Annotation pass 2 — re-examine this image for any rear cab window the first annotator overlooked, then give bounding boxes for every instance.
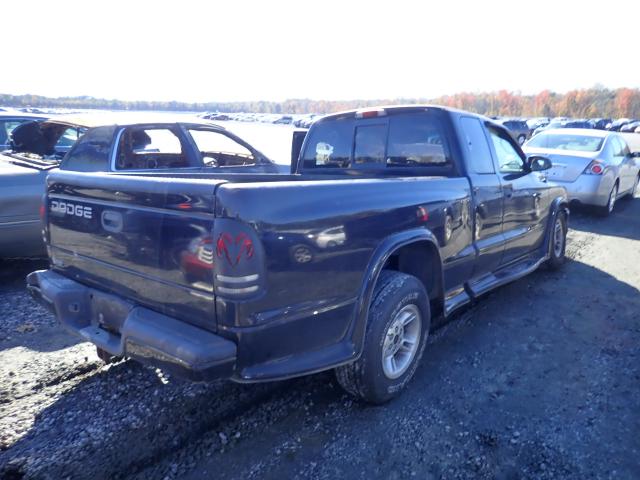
[301,110,453,174]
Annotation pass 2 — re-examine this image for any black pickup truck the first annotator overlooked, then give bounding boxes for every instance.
[28,106,569,403]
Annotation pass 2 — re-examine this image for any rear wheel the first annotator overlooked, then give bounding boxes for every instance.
[335,271,430,404]
[547,211,567,270]
[598,182,618,216]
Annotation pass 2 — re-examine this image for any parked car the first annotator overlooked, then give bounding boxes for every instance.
[563,119,593,129]
[0,112,48,150]
[620,120,640,133]
[498,119,531,145]
[607,118,633,131]
[273,115,293,125]
[524,129,640,215]
[589,118,612,130]
[0,114,284,258]
[28,105,569,404]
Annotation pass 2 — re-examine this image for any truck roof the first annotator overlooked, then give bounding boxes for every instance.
[317,104,493,123]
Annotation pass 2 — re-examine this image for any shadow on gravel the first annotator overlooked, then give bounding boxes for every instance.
[2,257,639,479]
[569,195,640,241]
[0,259,48,292]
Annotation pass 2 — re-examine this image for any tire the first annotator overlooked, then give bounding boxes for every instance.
[290,244,313,264]
[597,182,618,216]
[546,211,567,270]
[335,270,430,404]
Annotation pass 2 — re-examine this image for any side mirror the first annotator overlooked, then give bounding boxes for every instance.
[630,151,640,158]
[528,155,552,172]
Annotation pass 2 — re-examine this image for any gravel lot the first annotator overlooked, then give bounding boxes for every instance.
[1,195,639,480]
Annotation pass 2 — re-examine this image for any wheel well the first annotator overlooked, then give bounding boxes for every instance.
[382,241,443,317]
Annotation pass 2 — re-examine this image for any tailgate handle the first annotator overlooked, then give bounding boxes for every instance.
[101,210,123,233]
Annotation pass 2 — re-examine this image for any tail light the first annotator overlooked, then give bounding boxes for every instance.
[355,108,387,119]
[583,160,604,175]
[212,219,264,298]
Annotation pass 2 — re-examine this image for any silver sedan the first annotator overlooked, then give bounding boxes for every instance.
[524,129,640,215]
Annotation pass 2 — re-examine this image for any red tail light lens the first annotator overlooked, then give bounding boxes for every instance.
[584,161,604,175]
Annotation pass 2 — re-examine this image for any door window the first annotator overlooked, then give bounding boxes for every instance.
[189,129,255,166]
[115,127,189,170]
[459,117,494,174]
[488,128,526,173]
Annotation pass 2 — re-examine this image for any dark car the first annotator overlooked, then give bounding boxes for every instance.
[607,118,633,131]
[563,119,593,129]
[619,120,640,133]
[29,105,569,404]
[589,118,612,130]
[0,112,49,150]
[498,119,531,145]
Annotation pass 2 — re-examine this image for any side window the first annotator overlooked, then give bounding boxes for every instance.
[610,137,625,159]
[55,127,84,150]
[115,128,188,170]
[488,128,526,173]
[386,113,449,167]
[301,119,352,168]
[61,126,116,172]
[1,120,28,146]
[354,124,387,165]
[617,137,630,157]
[459,117,495,174]
[189,129,255,166]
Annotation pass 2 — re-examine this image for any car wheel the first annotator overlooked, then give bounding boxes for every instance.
[547,211,567,270]
[598,182,618,216]
[291,245,313,263]
[517,134,526,145]
[334,270,430,404]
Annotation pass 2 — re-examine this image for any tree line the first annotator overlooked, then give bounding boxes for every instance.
[2,87,639,118]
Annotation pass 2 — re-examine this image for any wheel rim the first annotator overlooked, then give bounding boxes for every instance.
[608,184,618,213]
[553,216,564,257]
[293,247,312,263]
[382,304,421,379]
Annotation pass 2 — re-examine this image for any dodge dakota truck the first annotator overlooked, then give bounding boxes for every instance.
[28,106,569,403]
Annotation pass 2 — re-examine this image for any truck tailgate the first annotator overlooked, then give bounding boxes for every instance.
[45,171,225,332]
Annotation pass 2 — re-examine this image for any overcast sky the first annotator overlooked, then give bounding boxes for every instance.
[3,0,639,102]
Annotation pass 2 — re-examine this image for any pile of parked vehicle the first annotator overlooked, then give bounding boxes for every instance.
[493,116,640,146]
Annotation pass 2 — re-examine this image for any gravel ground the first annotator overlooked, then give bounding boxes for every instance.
[1,195,639,480]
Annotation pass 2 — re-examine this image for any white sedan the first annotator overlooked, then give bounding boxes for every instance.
[524,129,640,215]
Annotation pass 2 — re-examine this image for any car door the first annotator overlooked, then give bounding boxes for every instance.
[487,126,548,265]
[458,116,505,278]
[614,136,635,193]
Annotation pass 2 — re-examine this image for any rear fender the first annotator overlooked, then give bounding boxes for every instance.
[349,227,443,359]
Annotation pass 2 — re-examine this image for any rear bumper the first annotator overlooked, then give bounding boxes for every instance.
[550,175,613,207]
[26,269,236,381]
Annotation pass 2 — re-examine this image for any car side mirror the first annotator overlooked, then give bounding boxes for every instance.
[630,151,640,158]
[528,155,552,172]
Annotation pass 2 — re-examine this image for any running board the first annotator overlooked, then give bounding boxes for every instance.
[467,255,548,299]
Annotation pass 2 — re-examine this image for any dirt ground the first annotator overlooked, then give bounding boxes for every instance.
[0,195,639,480]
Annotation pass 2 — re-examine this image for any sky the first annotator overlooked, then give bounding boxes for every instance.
[3,0,639,103]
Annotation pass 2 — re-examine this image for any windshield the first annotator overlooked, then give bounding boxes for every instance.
[526,133,604,152]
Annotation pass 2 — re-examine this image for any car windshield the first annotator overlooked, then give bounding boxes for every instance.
[526,133,604,152]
